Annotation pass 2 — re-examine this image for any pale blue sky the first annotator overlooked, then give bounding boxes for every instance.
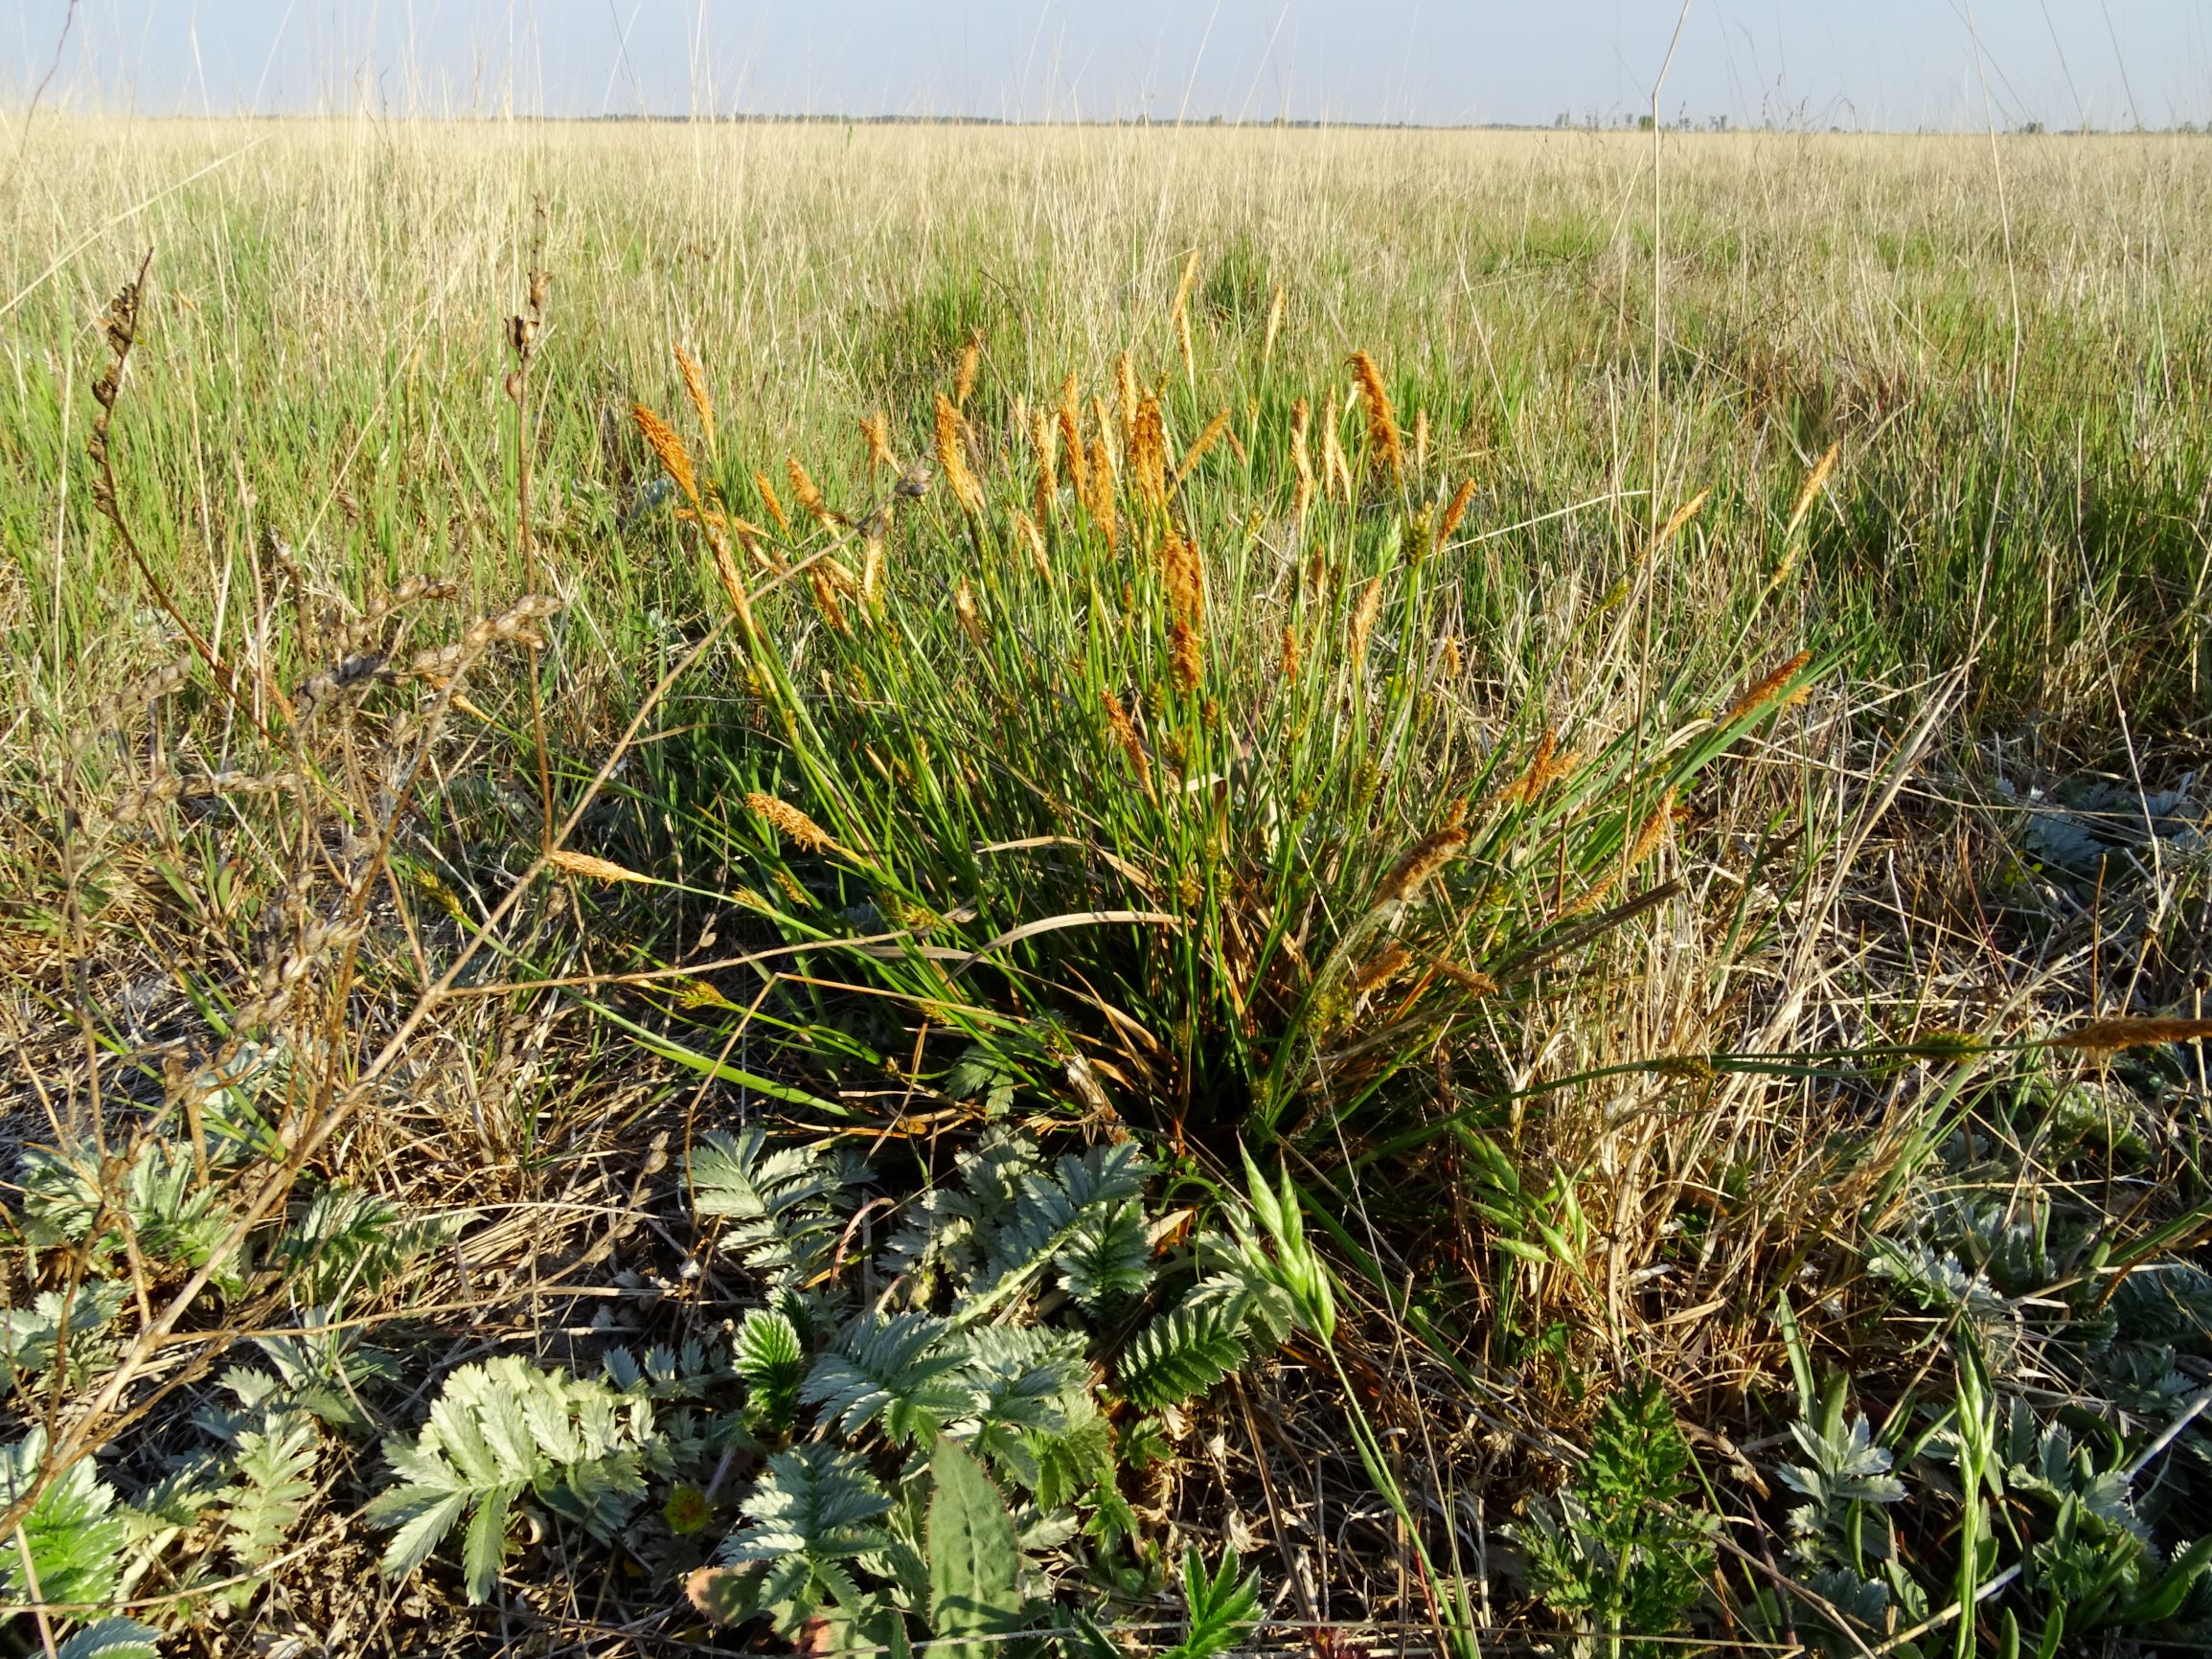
[8,1,2210,130]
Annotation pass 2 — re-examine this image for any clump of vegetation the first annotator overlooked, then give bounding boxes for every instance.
[1,125,2207,1658]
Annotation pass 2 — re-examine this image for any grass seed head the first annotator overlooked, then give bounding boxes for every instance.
[632,402,699,508]
[860,409,900,475]
[954,330,982,406]
[2054,1015,2212,1054]
[1438,478,1476,545]
[1788,442,1841,538]
[1173,407,1233,491]
[1349,576,1383,669]
[954,579,988,646]
[547,849,650,885]
[935,393,985,515]
[1378,827,1469,908]
[753,470,790,534]
[747,791,835,855]
[1349,350,1403,483]
[1724,649,1814,725]
[674,344,716,453]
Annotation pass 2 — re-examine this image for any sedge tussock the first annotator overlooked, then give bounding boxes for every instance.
[632,403,699,508]
[2052,1015,2212,1053]
[1263,284,1287,367]
[1349,350,1403,483]
[1412,407,1429,476]
[753,470,791,534]
[1348,575,1383,670]
[860,409,899,475]
[1377,827,1469,908]
[674,344,716,454]
[1172,246,1199,385]
[1115,352,1139,441]
[1290,398,1314,522]
[546,849,650,886]
[954,330,982,406]
[1280,624,1300,684]
[1787,441,1841,538]
[935,392,985,514]
[1438,477,1475,544]
[1724,649,1813,724]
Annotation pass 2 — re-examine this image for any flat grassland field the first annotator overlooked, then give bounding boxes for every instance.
[1,122,2209,1656]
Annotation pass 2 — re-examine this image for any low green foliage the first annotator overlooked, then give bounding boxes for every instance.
[1513,1378,1718,1656]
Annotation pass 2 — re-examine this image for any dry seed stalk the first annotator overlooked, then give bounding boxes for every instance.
[1263,284,1287,366]
[1642,489,1710,562]
[1085,438,1117,551]
[1321,412,1351,505]
[1351,942,1412,997]
[787,455,839,531]
[1115,352,1139,441]
[1412,407,1430,477]
[1280,624,1300,684]
[1349,351,1403,483]
[810,570,852,634]
[1501,729,1577,807]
